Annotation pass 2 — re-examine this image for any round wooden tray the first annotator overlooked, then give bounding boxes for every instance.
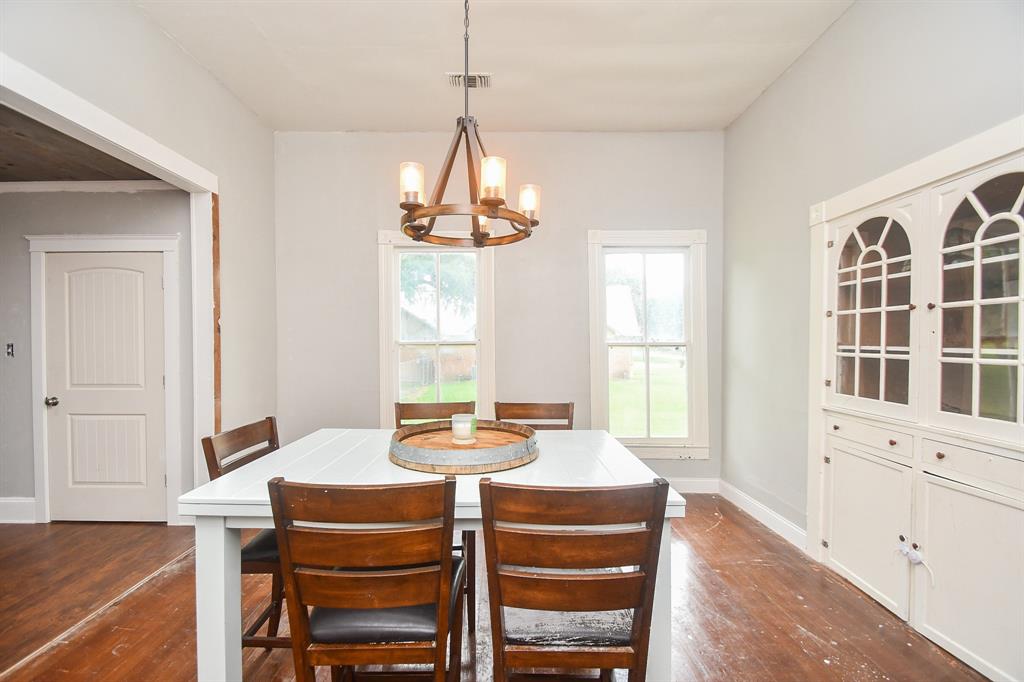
[389,419,539,474]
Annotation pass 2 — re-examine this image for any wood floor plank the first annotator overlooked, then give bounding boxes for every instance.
[0,521,194,673]
[0,496,987,681]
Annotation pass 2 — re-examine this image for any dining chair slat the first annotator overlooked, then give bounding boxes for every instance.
[286,525,444,567]
[294,566,442,610]
[497,569,646,612]
[276,480,447,523]
[494,526,652,569]
[394,401,476,426]
[202,416,279,478]
[487,482,660,525]
[494,402,574,430]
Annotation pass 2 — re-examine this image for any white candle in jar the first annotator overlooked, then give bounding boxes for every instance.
[451,414,475,443]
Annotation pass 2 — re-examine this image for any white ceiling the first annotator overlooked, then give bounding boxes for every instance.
[135,0,851,132]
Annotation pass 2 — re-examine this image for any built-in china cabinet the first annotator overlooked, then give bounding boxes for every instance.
[808,119,1023,682]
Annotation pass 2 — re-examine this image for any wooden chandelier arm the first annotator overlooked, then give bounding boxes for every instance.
[424,117,466,235]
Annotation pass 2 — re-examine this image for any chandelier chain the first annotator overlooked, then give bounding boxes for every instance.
[464,0,470,119]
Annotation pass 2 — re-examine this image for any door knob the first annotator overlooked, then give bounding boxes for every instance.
[44,396,59,407]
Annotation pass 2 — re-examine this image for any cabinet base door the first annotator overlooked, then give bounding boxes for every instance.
[825,442,913,618]
[913,474,1024,682]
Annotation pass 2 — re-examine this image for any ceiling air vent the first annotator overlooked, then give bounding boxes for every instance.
[447,72,492,89]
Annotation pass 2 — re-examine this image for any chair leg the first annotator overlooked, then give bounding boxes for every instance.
[266,570,284,645]
[463,529,475,635]
[331,666,343,682]
[447,584,464,682]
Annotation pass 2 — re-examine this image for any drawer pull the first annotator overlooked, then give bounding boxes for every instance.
[832,425,840,431]
[935,452,946,460]
[888,439,898,446]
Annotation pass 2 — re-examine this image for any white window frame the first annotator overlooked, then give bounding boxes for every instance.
[377,230,496,427]
[588,229,710,460]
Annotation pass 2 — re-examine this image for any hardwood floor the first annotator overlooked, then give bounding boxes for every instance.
[0,496,985,681]
[0,521,194,673]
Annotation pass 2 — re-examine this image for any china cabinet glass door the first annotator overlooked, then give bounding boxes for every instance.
[934,167,1023,438]
[832,206,917,418]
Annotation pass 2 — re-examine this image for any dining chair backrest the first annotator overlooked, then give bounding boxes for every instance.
[394,401,476,428]
[268,476,457,679]
[202,416,280,480]
[493,402,574,430]
[479,477,670,681]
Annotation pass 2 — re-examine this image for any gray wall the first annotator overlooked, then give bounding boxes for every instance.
[0,190,192,497]
[1,1,277,434]
[275,132,724,480]
[721,0,1024,526]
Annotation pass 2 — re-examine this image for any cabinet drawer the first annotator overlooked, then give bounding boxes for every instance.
[826,415,913,460]
[922,439,1024,494]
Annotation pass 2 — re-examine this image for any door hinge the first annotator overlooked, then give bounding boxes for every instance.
[162,375,166,388]
[163,474,167,487]
[824,456,831,464]
[821,539,829,548]
[827,240,834,248]
[824,379,832,387]
[825,310,833,318]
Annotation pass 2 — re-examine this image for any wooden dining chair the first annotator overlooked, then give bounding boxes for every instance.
[479,477,670,682]
[395,400,477,636]
[201,416,287,649]
[494,402,575,430]
[268,476,464,682]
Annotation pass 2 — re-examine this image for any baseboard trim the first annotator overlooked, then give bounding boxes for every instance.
[0,497,37,523]
[718,481,807,550]
[666,477,721,494]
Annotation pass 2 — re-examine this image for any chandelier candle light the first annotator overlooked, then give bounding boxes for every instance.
[398,0,541,247]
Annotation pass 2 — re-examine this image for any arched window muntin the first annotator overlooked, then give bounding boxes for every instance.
[938,171,1023,423]
[836,215,913,405]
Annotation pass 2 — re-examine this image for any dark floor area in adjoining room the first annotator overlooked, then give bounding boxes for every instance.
[0,495,984,681]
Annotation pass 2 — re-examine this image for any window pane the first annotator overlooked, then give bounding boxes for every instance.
[886,275,910,306]
[858,357,880,399]
[860,278,882,308]
[860,312,881,347]
[645,253,686,342]
[941,363,972,415]
[886,310,909,348]
[884,358,909,405]
[399,253,437,341]
[942,307,973,351]
[438,253,477,341]
[837,283,856,311]
[399,345,436,402]
[605,254,644,341]
[942,264,973,302]
[973,172,1024,216]
[608,346,646,437]
[650,346,688,438]
[836,313,855,347]
[439,345,477,402]
[944,198,982,247]
[839,235,860,268]
[857,218,886,247]
[980,303,1019,350]
[836,356,855,395]
[882,223,910,258]
[979,365,1017,422]
[982,258,1019,299]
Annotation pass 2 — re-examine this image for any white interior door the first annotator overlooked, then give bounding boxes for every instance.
[824,440,913,618]
[45,252,166,521]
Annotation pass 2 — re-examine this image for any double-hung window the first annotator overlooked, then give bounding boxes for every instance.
[589,230,710,457]
[378,232,495,425]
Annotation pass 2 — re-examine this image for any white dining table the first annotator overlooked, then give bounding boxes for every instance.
[179,428,685,681]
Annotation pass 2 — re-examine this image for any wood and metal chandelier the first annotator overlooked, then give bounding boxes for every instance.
[398,0,541,248]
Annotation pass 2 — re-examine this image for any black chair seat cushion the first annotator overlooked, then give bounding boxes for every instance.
[309,556,466,644]
[241,529,279,563]
[503,607,633,647]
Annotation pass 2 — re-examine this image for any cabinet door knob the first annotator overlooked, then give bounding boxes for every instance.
[832,425,840,431]
[927,302,937,310]
[888,439,897,446]
[912,542,920,551]
[935,452,946,460]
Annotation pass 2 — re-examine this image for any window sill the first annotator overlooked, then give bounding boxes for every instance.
[619,442,710,460]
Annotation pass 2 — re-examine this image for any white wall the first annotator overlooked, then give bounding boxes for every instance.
[0,190,192,498]
[275,132,723,480]
[0,1,277,438]
[722,0,1024,526]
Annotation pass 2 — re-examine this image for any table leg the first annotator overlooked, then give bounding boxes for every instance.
[195,516,242,681]
[647,518,673,681]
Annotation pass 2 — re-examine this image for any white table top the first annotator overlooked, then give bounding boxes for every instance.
[179,428,685,520]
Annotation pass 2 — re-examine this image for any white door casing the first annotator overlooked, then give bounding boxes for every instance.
[45,252,166,521]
